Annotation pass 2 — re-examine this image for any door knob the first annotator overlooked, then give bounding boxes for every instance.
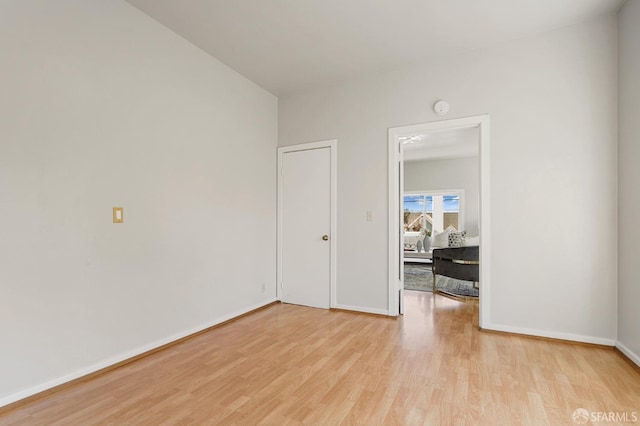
[322,235,329,241]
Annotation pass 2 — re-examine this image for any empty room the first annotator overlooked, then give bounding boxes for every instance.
[1,0,639,424]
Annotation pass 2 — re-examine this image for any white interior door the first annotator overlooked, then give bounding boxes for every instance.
[281,147,331,309]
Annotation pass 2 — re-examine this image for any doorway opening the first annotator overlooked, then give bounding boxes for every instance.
[388,115,490,327]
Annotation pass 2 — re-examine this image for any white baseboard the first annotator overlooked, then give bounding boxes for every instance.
[332,304,390,316]
[482,323,616,346]
[0,298,279,409]
[615,341,640,367]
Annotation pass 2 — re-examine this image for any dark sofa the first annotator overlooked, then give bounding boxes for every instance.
[431,246,479,292]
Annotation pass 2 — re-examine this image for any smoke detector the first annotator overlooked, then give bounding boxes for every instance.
[433,100,450,116]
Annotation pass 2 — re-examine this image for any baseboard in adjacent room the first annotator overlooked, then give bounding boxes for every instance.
[0,299,280,413]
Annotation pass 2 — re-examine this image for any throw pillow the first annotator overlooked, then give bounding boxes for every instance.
[431,230,450,248]
[463,235,480,246]
[448,231,467,247]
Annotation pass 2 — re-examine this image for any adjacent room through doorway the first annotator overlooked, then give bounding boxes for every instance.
[402,127,479,300]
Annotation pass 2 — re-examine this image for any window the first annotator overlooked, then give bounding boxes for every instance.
[403,191,462,236]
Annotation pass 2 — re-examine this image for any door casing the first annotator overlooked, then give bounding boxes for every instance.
[388,115,491,327]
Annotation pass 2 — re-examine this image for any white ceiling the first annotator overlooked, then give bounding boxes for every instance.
[127,0,625,97]
[402,126,479,162]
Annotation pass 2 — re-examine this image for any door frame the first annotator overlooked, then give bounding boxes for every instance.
[277,140,337,307]
[388,115,491,328]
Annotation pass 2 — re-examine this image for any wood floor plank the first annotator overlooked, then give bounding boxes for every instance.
[1,292,639,425]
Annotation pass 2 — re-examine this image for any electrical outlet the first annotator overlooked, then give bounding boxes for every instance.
[261,282,266,294]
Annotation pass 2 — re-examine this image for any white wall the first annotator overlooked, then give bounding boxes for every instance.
[404,157,479,235]
[0,1,277,404]
[617,0,640,364]
[279,15,618,343]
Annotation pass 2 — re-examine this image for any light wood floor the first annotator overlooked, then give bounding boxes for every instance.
[1,291,639,425]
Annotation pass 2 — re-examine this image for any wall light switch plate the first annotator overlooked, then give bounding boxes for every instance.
[113,207,124,223]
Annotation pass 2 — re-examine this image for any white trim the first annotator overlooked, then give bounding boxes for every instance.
[332,304,390,316]
[399,146,405,314]
[277,140,338,308]
[616,341,640,367]
[388,115,490,325]
[0,298,279,408]
[478,116,491,328]
[484,323,616,347]
[388,132,402,316]
[404,189,465,196]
